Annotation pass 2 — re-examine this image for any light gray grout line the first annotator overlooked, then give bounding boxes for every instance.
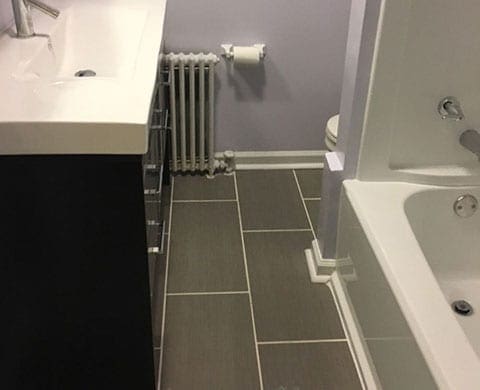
[243,229,311,233]
[171,199,236,203]
[157,177,175,390]
[292,170,316,239]
[258,339,348,345]
[304,197,322,201]
[167,291,249,296]
[233,172,264,390]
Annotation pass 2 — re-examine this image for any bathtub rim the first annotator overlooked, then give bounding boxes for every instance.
[343,179,480,390]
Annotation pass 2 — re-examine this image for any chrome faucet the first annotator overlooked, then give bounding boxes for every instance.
[460,129,480,160]
[11,0,60,38]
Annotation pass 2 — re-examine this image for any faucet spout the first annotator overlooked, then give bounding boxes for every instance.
[28,0,59,18]
[11,0,60,38]
[460,129,480,160]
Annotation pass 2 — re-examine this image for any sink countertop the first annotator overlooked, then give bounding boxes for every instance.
[0,0,167,155]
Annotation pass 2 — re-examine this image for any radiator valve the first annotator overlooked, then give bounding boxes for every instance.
[223,150,236,175]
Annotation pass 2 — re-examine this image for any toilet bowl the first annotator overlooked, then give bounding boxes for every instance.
[325,114,339,151]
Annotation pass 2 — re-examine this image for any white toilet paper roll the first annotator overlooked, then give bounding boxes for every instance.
[232,46,261,65]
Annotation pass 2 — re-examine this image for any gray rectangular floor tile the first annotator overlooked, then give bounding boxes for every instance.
[168,202,247,292]
[173,174,235,200]
[236,170,309,230]
[306,199,321,232]
[245,232,344,341]
[260,342,362,390]
[161,294,261,390]
[295,169,323,198]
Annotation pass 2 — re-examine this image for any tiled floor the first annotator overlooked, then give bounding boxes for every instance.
[155,169,363,390]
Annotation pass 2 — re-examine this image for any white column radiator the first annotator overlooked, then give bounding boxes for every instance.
[162,53,220,176]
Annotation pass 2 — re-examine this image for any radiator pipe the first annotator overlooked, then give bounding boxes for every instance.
[189,58,196,171]
[199,61,206,172]
[169,57,178,173]
[208,60,215,177]
[179,58,187,172]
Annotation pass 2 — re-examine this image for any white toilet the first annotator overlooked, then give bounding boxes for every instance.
[325,114,339,151]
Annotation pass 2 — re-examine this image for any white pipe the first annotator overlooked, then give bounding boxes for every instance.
[189,59,196,171]
[208,60,215,176]
[169,58,178,172]
[199,61,206,172]
[179,58,187,172]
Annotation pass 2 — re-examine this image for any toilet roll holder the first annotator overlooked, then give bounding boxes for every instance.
[221,44,266,61]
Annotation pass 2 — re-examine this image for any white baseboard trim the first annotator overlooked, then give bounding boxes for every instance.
[305,249,333,283]
[304,240,379,389]
[305,239,338,283]
[215,150,325,170]
[328,272,380,390]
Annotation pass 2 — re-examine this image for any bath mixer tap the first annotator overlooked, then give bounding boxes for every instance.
[11,0,60,38]
[460,129,480,160]
[438,96,464,121]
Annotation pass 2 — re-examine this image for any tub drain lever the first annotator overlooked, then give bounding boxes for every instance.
[438,96,464,121]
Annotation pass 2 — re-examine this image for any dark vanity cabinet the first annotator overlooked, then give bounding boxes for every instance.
[0,95,168,389]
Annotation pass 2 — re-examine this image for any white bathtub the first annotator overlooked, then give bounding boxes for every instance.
[336,180,480,389]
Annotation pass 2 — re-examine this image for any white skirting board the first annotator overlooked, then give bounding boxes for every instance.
[215,150,325,170]
[328,272,380,390]
[305,241,380,389]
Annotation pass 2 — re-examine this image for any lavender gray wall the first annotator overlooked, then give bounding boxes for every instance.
[0,0,13,32]
[164,0,351,151]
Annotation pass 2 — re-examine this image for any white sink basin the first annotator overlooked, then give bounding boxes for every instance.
[0,0,167,155]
